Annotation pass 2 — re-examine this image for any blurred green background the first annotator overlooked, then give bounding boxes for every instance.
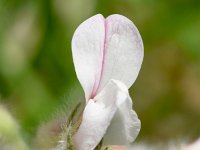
[0,0,200,146]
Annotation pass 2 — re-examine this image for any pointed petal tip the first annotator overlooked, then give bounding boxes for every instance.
[128,111,141,142]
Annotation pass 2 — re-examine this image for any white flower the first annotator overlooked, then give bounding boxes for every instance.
[71,14,144,150]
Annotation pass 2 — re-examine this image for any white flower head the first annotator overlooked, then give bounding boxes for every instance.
[71,14,144,150]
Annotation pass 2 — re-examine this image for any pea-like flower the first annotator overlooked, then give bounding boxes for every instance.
[71,14,144,150]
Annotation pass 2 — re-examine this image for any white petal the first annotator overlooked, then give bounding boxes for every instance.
[72,14,144,99]
[72,14,105,100]
[103,80,141,145]
[73,80,128,150]
[97,14,144,93]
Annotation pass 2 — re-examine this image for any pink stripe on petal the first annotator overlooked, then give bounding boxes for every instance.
[97,14,144,93]
[72,14,143,101]
[90,18,108,99]
[72,14,105,100]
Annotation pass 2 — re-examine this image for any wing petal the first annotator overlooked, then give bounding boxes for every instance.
[103,80,141,145]
[73,80,128,150]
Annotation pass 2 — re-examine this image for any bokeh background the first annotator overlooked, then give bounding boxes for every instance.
[0,0,200,147]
